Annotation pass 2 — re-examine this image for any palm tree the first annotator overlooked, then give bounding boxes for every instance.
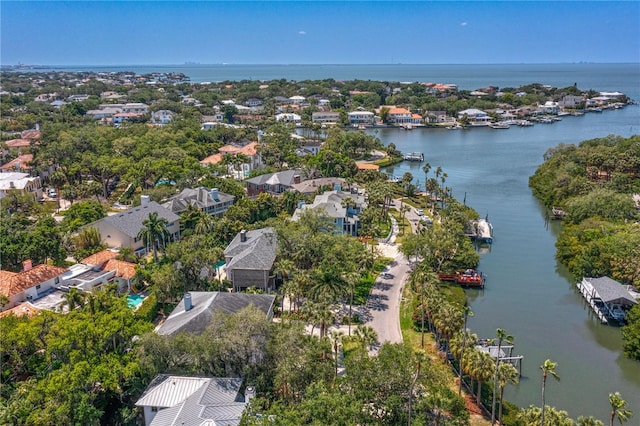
[458,306,473,395]
[137,212,170,263]
[609,392,633,426]
[354,325,378,352]
[470,349,494,406]
[408,349,426,426]
[540,359,560,426]
[497,362,519,425]
[422,162,432,204]
[194,213,213,235]
[62,287,86,311]
[491,328,513,425]
[328,329,344,379]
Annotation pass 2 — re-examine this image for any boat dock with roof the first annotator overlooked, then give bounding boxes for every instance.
[576,277,638,324]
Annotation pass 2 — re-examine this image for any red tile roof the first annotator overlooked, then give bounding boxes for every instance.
[0,265,67,298]
[1,154,33,171]
[20,130,41,140]
[81,249,119,267]
[103,259,137,280]
[0,302,42,318]
[4,139,32,148]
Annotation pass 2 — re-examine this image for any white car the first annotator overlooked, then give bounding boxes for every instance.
[415,208,424,216]
[48,189,57,198]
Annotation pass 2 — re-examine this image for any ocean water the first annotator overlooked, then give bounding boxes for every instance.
[20,63,640,98]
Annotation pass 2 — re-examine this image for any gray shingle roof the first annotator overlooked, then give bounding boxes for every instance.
[103,201,179,238]
[156,291,276,336]
[245,169,302,186]
[586,277,637,305]
[224,228,277,271]
[162,187,235,214]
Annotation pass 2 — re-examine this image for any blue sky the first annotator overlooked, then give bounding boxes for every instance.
[2,1,639,65]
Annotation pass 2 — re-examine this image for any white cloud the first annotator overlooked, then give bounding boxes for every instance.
[298,30,306,35]
[460,22,468,27]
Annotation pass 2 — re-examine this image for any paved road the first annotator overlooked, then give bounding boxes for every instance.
[365,216,412,353]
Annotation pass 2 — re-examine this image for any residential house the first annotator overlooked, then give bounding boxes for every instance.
[385,107,423,125]
[312,111,341,124]
[540,101,560,114]
[80,249,137,292]
[3,139,33,155]
[67,94,90,102]
[122,102,149,114]
[156,291,276,335]
[245,169,303,197]
[162,187,236,217]
[0,172,43,200]
[150,110,174,125]
[112,112,142,124]
[457,108,491,126]
[1,154,33,173]
[224,228,277,292]
[199,141,260,178]
[290,177,346,196]
[348,111,375,125]
[289,95,306,105]
[136,375,253,426]
[559,95,584,108]
[275,113,302,125]
[0,262,68,312]
[86,196,180,256]
[244,98,263,108]
[291,186,366,236]
[299,139,322,156]
[424,111,451,124]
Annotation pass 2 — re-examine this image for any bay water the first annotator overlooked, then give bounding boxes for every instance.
[373,105,640,420]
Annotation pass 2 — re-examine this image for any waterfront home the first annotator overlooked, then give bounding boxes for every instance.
[136,375,253,426]
[540,101,560,114]
[224,228,277,292]
[457,108,491,125]
[156,291,276,335]
[291,185,366,236]
[384,107,423,125]
[245,169,303,197]
[312,111,341,125]
[162,187,235,218]
[348,111,375,125]
[289,95,306,105]
[0,171,43,200]
[86,195,180,257]
[0,261,68,312]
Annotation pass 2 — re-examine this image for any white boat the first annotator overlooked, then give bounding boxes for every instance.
[489,122,510,129]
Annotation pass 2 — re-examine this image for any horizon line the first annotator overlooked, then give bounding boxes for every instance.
[3,61,640,68]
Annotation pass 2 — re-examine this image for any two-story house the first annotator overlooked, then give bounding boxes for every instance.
[245,169,303,197]
[162,187,235,218]
[291,186,366,236]
[0,261,68,312]
[224,228,277,292]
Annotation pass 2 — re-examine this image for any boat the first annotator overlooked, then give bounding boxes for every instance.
[551,207,566,220]
[438,269,485,288]
[489,122,510,129]
[476,218,493,244]
[402,152,424,162]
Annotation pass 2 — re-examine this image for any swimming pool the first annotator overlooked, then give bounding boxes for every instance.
[127,294,146,309]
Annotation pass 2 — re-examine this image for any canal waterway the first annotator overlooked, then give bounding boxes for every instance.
[373,104,640,421]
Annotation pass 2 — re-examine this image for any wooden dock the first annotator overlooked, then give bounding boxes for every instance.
[576,280,608,324]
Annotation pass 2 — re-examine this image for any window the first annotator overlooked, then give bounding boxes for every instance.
[36,284,41,289]
[55,277,60,284]
[151,407,158,413]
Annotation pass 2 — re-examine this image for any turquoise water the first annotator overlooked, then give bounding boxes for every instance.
[127,294,145,309]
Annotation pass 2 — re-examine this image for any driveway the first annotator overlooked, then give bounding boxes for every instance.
[365,216,411,353]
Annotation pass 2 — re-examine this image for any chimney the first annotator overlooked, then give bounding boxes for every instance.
[293,174,301,184]
[140,195,150,206]
[22,259,33,271]
[184,293,192,311]
[9,181,15,188]
[244,386,256,403]
[211,188,219,202]
[240,229,247,242]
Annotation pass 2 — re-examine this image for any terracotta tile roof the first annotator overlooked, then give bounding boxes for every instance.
[20,130,41,140]
[1,154,33,171]
[387,107,411,115]
[218,141,258,157]
[0,265,67,298]
[103,259,137,280]
[81,249,119,267]
[4,139,32,148]
[199,153,223,165]
[0,303,41,319]
[356,163,380,171]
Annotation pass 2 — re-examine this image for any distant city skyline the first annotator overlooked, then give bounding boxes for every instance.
[1,1,639,66]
